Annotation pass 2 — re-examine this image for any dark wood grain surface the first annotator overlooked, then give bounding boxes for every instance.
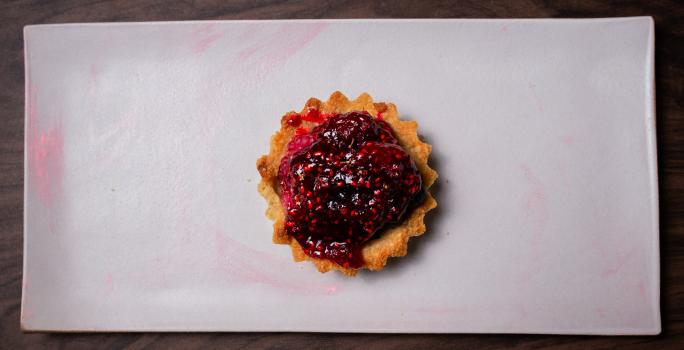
[1,1,682,349]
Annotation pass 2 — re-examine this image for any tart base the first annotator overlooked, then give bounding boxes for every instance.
[257,91,437,276]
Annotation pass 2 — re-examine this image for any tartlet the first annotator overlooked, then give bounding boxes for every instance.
[257,92,437,276]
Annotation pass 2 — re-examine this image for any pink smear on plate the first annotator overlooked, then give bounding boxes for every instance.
[105,273,114,294]
[27,88,63,206]
[262,23,327,67]
[236,23,327,69]
[600,247,636,278]
[527,82,545,113]
[561,135,574,145]
[87,63,99,93]
[213,230,338,295]
[193,23,222,54]
[596,306,608,319]
[638,280,648,300]
[237,46,260,61]
[90,63,98,82]
[518,163,549,280]
[521,164,548,237]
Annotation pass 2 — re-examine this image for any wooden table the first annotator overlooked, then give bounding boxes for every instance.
[1,1,682,348]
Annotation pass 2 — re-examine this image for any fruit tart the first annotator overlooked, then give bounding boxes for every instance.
[257,92,437,276]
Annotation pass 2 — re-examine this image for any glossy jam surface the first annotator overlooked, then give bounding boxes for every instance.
[278,111,423,268]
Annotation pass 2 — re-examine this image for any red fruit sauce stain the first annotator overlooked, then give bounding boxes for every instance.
[300,108,328,123]
[286,114,302,127]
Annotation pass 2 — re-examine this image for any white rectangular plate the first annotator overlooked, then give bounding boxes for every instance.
[22,18,659,334]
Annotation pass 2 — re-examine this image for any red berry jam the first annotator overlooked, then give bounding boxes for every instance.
[278,111,423,269]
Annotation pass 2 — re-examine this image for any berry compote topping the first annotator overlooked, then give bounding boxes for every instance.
[278,110,423,269]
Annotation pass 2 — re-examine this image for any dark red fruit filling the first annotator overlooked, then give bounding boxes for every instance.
[278,111,423,269]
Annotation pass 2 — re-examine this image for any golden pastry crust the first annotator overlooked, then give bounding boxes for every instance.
[257,91,437,276]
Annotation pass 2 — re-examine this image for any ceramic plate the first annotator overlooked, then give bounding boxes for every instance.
[22,17,659,334]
